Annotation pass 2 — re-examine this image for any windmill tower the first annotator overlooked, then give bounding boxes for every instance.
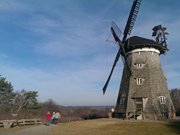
[103,0,175,120]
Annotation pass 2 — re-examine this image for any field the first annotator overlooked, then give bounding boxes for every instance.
[0,119,180,135]
[50,119,180,135]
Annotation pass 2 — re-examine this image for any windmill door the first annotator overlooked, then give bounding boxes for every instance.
[133,98,143,118]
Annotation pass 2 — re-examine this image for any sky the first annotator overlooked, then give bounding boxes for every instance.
[0,0,179,106]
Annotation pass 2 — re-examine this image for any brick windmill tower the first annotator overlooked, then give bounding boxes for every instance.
[102,0,175,120]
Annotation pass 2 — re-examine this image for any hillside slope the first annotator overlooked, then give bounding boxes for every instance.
[51,119,180,135]
[0,119,179,135]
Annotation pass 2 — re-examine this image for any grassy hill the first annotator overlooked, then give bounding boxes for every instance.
[50,119,180,135]
[0,118,179,135]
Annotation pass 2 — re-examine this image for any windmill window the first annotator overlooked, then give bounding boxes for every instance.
[136,78,144,85]
[159,96,166,104]
[135,63,144,69]
[120,97,126,104]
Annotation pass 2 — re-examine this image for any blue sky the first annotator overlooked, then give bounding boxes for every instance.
[0,0,179,106]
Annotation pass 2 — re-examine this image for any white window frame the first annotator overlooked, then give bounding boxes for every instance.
[135,63,144,69]
[159,96,166,104]
[136,78,144,85]
[137,64,142,68]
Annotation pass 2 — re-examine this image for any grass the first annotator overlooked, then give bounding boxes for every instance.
[50,119,180,135]
[0,119,179,135]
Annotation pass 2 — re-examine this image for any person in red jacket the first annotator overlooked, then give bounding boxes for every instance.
[45,111,51,126]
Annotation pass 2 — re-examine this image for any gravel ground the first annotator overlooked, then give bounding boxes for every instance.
[0,124,57,135]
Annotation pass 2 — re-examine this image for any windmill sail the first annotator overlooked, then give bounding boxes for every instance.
[123,0,141,42]
[103,48,121,94]
[111,24,132,74]
[103,0,141,94]
[111,21,122,41]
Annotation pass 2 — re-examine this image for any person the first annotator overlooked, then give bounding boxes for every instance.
[54,111,61,124]
[45,111,51,126]
[51,112,56,124]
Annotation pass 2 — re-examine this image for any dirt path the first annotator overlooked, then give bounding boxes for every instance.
[0,124,57,135]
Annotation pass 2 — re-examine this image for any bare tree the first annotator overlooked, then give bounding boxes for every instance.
[12,89,39,116]
[170,88,180,115]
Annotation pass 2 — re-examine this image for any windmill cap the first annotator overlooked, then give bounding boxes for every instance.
[124,36,167,54]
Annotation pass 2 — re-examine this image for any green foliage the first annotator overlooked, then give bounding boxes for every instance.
[0,75,40,118]
[0,75,15,112]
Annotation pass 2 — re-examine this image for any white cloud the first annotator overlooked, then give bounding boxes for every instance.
[0,50,122,106]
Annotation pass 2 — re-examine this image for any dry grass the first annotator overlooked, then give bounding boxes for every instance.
[50,119,180,135]
[0,119,179,135]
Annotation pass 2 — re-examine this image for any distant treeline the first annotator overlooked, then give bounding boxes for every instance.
[0,75,110,121]
[170,88,180,116]
[0,74,180,121]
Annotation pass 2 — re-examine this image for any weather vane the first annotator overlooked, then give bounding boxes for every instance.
[152,24,169,50]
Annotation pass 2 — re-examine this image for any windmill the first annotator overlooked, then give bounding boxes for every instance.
[103,0,175,120]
